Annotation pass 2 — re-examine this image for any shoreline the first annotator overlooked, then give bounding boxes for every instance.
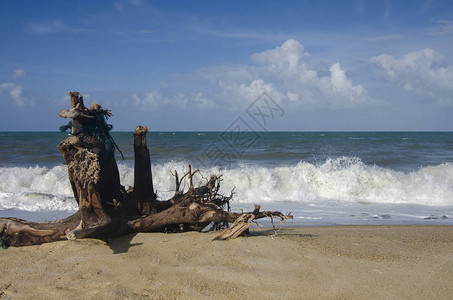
[2,209,453,226]
[2,203,453,225]
[1,225,452,299]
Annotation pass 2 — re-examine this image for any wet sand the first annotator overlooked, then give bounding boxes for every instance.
[1,225,452,299]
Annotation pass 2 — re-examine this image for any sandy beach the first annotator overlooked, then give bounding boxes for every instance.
[1,225,452,299]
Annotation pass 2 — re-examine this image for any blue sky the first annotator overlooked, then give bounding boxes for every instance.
[1,0,453,131]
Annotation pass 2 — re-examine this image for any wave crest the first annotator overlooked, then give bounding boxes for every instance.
[1,157,452,212]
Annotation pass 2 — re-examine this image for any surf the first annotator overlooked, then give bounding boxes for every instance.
[1,157,452,213]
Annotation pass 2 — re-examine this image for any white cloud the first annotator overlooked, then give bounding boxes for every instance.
[124,39,368,111]
[319,63,367,103]
[0,82,35,107]
[239,79,283,103]
[196,39,368,109]
[251,39,310,75]
[371,48,453,104]
[13,69,25,79]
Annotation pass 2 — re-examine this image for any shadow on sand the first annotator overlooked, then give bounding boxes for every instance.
[106,233,143,254]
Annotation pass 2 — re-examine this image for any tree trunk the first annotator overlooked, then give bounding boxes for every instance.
[133,125,156,215]
[0,213,81,247]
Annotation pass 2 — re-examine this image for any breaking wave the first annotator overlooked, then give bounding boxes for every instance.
[1,157,453,212]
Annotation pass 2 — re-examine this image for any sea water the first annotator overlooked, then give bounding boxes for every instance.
[0,131,452,225]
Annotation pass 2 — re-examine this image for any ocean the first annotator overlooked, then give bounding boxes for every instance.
[1,131,452,226]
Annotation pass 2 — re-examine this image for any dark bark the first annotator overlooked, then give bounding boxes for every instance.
[132,125,156,215]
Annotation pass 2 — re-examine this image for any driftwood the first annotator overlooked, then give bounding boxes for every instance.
[0,91,292,247]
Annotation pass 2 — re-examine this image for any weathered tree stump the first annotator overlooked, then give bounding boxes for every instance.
[132,125,156,215]
[0,91,292,247]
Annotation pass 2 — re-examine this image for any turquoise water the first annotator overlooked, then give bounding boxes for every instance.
[1,131,452,224]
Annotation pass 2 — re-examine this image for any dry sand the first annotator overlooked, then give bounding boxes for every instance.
[1,225,452,299]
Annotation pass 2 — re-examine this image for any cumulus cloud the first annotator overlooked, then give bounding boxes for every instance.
[371,48,453,104]
[251,39,311,74]
[320,63,367,102]
[0,82,34,107]
[125,39,368,111]
[238,79,283,103]
[195,39,368,109]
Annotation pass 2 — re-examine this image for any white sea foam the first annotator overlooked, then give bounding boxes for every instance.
[216,157,453,206]
[0,166,76,211]
[1,157,453,213]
